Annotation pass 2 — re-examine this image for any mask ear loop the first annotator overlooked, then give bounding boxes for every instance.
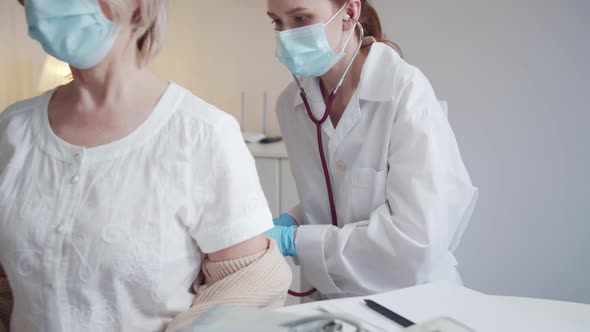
[334,20,364,94]
[323,3,348,27]
[337,18,358,56]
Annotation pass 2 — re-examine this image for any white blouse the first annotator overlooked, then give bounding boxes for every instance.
[0,83,273,331]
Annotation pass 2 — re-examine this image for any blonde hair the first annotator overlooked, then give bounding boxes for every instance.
[108,0,168,66]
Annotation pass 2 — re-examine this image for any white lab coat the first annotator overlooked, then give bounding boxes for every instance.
[275,43,478,298]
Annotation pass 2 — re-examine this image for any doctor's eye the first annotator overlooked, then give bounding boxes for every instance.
[295,16,309,24]
[271,18,283,26]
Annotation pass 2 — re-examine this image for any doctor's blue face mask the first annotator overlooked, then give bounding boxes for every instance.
[25,0,119,69]
[275,4,355,78]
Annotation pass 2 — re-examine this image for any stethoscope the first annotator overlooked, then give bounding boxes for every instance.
[288,20,365,298]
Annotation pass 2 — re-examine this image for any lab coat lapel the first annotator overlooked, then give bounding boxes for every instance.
[328,93,362,160]
[327,42,397,159]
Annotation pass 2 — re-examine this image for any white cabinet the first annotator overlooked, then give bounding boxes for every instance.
[252,157,298,219]
[280,160,299,217]
[254,159,281,216]
[249,142,298,215]
[248,142,302,305]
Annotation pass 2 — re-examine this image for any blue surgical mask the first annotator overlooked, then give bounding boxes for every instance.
[25,0,119,69]
[275,5,355,78]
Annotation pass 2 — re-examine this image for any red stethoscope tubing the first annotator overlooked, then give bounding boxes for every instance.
[287,20,364,298]
[288,92,339,297]
[302,92,339,229]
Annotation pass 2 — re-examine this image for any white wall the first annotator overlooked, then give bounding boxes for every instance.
[371,0,590,303]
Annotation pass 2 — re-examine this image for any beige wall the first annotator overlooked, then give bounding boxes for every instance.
[0,0,290,136]
[151,0,291,136]
[0,1,46,110]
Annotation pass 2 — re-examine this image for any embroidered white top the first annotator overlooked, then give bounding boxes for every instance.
[0,83,273,332]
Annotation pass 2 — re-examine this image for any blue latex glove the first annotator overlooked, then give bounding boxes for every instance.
[265,225,298,257]
[273,213,297,227]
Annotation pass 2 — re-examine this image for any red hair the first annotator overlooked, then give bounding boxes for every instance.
[332,0,403,57]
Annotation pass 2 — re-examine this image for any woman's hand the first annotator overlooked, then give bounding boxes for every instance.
[266,214,299,257]
[273,213,298,227]
[265,225,298,257]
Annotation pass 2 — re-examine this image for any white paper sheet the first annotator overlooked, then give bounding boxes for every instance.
[322,281,586,332]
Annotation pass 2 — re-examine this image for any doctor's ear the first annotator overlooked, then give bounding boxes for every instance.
[342,0,361,29]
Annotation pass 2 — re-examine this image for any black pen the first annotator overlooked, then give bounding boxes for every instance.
[364,299,415,328]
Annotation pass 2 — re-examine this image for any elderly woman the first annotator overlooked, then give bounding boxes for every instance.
[0,0,291,331]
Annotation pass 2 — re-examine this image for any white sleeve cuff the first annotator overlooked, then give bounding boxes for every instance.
[196,208,273,254]
[296,224,342,295]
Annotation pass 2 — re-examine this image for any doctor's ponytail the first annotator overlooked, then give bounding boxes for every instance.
[334,0,403,57]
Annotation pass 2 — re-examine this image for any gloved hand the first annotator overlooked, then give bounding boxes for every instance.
[265,225,298,257]
[273,213,297,227]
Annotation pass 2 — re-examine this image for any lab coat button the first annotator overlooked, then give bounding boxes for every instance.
[336,160,347,172]
[70,176,80,184]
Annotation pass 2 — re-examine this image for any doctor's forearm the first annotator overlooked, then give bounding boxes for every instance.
[297,204,445,294]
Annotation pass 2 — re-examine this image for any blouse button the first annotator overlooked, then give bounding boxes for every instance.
[57,224,67,233]
[70,175,80,184]
[336,160,347,172]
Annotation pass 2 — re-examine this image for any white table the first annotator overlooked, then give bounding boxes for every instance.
[278,291,590,331]
[494,296,590,328]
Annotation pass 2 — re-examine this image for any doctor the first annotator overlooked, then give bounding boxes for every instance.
[265,0,479,299]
